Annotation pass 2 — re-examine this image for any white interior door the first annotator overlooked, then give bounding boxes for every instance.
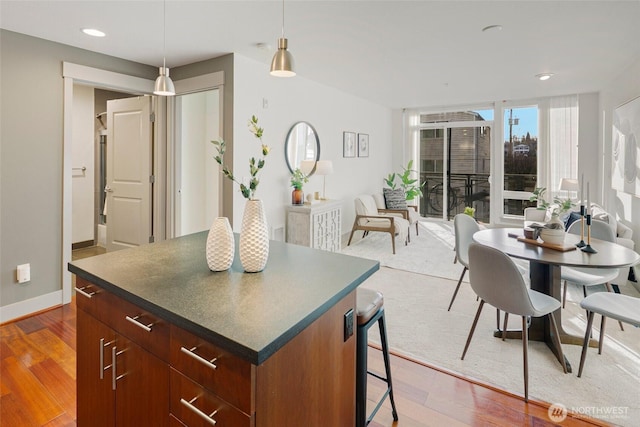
[106,96,153,251]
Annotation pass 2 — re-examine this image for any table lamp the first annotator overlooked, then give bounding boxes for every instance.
[559,178,579,199]
[315,160,333,200]
[299,160,316,176]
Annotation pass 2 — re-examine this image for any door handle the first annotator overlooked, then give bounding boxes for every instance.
[104,186,113,193]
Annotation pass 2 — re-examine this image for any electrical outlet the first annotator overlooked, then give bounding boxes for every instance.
[344,309,354,341]
[17,263,30,283]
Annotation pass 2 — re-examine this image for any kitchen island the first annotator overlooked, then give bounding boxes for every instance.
[69,231,378,426]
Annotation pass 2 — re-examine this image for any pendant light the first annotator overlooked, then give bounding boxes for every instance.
[270,0,295,77]
[154,0,175,96]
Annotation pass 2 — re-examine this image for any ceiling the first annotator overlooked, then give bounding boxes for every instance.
[2,1,639,110]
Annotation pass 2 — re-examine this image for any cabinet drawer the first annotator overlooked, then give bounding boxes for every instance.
[170,325,253,414]
[75,277,109,318]
[170,369,251,427]
[75,277,170,362]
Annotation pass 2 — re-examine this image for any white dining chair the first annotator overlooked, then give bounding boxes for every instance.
[563,219,624,331]
[461,243,567,402]
[578,292,640,378]
[448,214,481,311]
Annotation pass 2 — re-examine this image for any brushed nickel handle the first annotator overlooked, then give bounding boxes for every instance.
[100,338,105,379]
[180,396,217,426]
[125,315,153,332]
[74,286,96,299]
[99,338,114,379]
[180,346,217,370]
[111,347,126,390]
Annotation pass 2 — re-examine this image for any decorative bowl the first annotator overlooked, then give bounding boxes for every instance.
[539,228,565,245]
[523,227,535,240]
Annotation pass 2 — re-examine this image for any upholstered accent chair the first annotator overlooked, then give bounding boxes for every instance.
[347,194,409,254]
[373,191,420,242]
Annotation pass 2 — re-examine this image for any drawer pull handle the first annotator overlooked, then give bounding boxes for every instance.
[125,315,153,332]
[111,347,126,390]
[180,396,218,425]
[180,346,218,370]
[99,338,114,379]
[74,286,96,299]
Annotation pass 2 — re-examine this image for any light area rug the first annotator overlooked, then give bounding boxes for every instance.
[342,220,640,426]
[342,220,462,281]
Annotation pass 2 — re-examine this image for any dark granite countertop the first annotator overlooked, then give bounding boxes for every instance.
[68,232,379,365]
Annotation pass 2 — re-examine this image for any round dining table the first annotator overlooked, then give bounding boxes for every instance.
[473,227,640,373]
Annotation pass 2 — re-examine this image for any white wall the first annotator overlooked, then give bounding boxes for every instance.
[231,54,393,236]
[178,89,221,236]
[71,84,95,244]
[600,57,640,250]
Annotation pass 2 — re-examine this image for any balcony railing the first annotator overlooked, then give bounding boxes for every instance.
[419,172,538,221]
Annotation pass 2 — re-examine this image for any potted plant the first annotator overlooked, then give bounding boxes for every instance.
[386,160,425,205]
[290,168,308,205]
[529,187,574,228]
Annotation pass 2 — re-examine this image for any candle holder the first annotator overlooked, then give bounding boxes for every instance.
[575,205,586,248]
[581,214,597,253]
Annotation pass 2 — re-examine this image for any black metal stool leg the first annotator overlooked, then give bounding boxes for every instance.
[356,318,368,427]
[356,307,399,427]
[377,310,399,422]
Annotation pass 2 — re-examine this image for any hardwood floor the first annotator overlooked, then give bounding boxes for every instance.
[1,302,610,427]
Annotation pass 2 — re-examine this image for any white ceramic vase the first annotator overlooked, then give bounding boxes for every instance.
[205,217,235,271]
[239,199,269,272]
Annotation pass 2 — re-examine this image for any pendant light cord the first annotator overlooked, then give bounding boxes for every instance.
[281,0,285,38]
[163,0,167,68]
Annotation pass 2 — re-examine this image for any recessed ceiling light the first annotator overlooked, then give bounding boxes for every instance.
[536,73,554,81]
[81,28,106,37]
[482,25,503,32]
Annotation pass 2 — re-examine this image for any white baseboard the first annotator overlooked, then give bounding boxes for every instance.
[0,290,64,323]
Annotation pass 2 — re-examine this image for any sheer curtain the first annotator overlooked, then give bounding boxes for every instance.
[546,95,578,198]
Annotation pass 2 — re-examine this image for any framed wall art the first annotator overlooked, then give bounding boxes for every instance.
[358,133,369,157]
[612,95,640,197]
[343,131,356,157]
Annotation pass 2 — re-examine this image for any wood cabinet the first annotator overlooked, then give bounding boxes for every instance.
[75,276,357,427]
[286,200,342,252]
[75,278,169,427]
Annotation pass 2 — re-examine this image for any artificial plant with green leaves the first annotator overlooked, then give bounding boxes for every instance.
[211,115,269,200]
[529,187,574,218]
[290,168,309,190]
[384,160,425,202]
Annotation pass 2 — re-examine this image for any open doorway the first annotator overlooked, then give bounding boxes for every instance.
[172,88,221,237]
[71,85,136,262]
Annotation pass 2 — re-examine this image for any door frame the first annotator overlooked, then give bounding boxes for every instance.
[62,64,225,304]
[168,72,225,239]
[62,62,155,304]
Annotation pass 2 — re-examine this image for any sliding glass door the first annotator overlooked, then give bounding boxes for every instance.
[419,110,492,222]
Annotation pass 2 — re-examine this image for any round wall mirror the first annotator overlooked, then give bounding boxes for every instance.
[285,121,320,174]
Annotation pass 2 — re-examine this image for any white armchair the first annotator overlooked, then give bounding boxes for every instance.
[373,193,420,241]
[347,195,409,254]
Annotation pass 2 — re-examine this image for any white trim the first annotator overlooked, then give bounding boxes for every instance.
[62,63,154,309]
[174,71,224,94]
[0,291,63,323]
[62,76,73,305]
[63,62,153,93]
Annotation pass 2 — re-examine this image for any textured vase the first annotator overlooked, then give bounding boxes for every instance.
[239,199,269,272]
[206,217,235,271]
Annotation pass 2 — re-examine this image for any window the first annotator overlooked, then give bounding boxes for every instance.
[502,106,538,216]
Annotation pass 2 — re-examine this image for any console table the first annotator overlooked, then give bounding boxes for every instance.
[286,199,342,252]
